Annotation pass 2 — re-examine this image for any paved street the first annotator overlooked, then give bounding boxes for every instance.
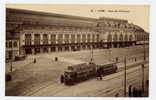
[5,45,149,96]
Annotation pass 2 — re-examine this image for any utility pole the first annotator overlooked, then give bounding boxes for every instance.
[144,34,146,61]
[108,49,111,62]
[10,40,13,72]
[124,56,127,97]
[142,64,145,94]
[90,44,94,63]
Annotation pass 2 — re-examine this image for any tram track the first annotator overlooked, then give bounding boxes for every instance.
[20,60,148,96]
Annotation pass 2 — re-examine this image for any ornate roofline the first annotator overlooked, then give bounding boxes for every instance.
[6,8,128,22]
[6,8,97,22]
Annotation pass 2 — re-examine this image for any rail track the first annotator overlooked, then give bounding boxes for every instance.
[21,60,148,96]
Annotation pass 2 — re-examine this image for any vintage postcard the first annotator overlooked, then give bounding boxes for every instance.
[5,4,149,97]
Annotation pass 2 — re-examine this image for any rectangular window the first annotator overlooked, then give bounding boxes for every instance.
[58,34,63,44]
[71,34,75,43]
[34,34,40,45]
[25,34,32,46]
[13,41,18,47]
[9,41,12,48]
[82,34,86,43]
[64,34,69,43]
[51,34,56,44]
[97,34,99,42]
[6,42,8,48]
[87,34,90,42]
[92,34,95,42]
[43,34,48,45]
[77,34,80,43]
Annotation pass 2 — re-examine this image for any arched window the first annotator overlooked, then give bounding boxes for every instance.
[113,34,118,42]
[129,35,133,41]
[124,34,128,41]
[9,41,12,48]
[107,34,112,42]
[14,41,18,47]
[119,34,123,41]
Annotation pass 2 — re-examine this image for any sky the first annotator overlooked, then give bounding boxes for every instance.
[6,4,149,32]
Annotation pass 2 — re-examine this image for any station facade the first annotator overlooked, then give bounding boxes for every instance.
[6,8,149,59]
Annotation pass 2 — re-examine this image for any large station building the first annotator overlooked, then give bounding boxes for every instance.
[6,8,149,60]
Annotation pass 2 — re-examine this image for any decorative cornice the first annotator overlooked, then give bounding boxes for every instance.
[6,8,97,22]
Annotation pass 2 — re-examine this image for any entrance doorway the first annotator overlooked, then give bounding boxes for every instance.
[35,48,40,54]
[25,48,32,54]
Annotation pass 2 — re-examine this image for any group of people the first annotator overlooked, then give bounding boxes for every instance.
[60,74,65,84]
[33,58,36,63]
[97,68,103,80]
[33,56,58,64]
[128,85,143,97]
[115,85,144,97]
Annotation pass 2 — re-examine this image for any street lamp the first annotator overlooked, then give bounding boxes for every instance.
[124,56,127,97]
[107,48,112,62]
[142,64,145,93]
[90,45,94,63]
[10,40,13,72]
[123,47,129,97]
[143,34,146,61]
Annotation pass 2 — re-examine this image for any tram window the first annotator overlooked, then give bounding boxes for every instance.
[68,66,74,70]
[9,41,12,48]
[14,41,18,47]
[6,42,8,48]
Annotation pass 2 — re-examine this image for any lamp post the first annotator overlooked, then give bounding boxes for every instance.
[124,56,127,97]
[10,40,13,72]
[141,34,146,96]
[108,49,111,62]
[90,45,94,63]
[142,64,145,94]
[143,34,146,61]
[123,47,129,97]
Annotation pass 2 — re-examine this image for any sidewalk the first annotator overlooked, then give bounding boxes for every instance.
[6,57,34,74]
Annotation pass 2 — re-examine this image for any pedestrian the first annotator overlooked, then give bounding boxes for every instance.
[138,89,142,97]
[116,57,118,63]
[128,85,132,97]
[55,57,58,61]
[97,68,103,80]
[146,80,149,86]
[100,75,102,80]
[115,93,119,97]
[60,74,64,84]
[34,58,36,63]
[132,87,136,97]
[97,68,101,80]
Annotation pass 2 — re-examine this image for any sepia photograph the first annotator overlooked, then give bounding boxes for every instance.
[5,4,149,97]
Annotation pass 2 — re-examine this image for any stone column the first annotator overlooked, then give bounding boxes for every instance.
[48,34,51,44]
[40,33,43,45]
[62,34,65,44]
[80,34,82,43]
[32,33,34,45]
[56,34,58,44]
[75,33,77,43]
[85,34,87,43]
